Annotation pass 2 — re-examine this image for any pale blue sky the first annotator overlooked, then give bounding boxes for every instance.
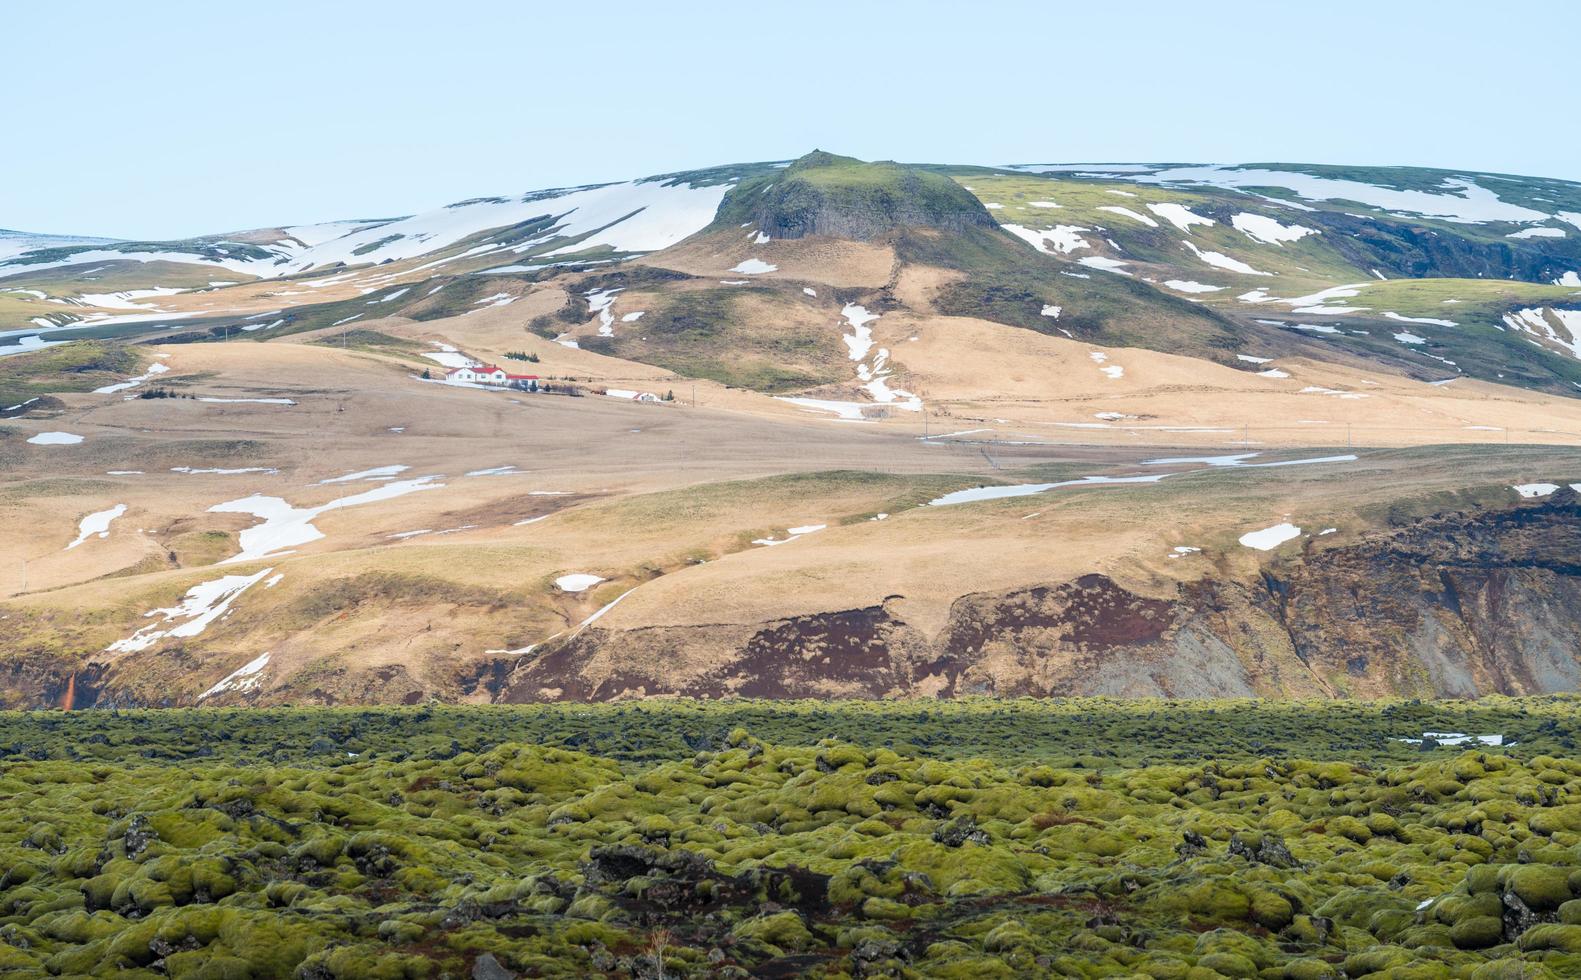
[6,0,1577,240]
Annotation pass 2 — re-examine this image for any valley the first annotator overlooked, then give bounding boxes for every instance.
[9,2,1581,976]
[1,152,1580,711]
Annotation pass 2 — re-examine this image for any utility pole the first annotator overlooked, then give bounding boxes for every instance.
[691,383,696,408]
[1346,423,1351,448]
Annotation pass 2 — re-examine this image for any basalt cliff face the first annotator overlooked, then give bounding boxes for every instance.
[496,492,1581,703]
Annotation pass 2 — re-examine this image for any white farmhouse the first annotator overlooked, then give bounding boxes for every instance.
[444,364,539,390]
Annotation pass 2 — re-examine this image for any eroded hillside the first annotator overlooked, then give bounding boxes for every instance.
[495,491,1581,703]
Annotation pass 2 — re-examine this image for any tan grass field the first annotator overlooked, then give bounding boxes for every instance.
[2,255,1579,705]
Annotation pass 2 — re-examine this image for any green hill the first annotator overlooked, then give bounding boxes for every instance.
[716,150,997,240]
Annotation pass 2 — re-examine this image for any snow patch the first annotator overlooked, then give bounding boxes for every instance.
[1383,311,1457,327]
[555,573,604,593]
[107,568,274,654]
[1164,280,1225,294]
[1182,240,1271,276]
[465,465,521,477]
[1147,202,1215,232]
[1095,206,1158,228]
[1077,256,1131,275]
[1231,213,1318,245]
[66,504,127,550]
[1130,167,1550,224]
[928,474,1170,507]
[200,652,272,700]
[94,361,170,395]
[320,465,409,484]
[209,476,444,563]
[1502,308,1581,360]
[198,397,296,405]
[730,259,777,274]
[1512,483,1581,498]
[1420,732,1504,747]
[1239,523,1301,551]
[753,523,827,546]
[1001,224,1091,255]
[2,179,734,281]
[1143,452,1356,469]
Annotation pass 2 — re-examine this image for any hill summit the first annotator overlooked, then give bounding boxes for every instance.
[717,150,996,241]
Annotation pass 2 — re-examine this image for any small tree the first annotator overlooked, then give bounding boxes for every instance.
[664,390,675,401]
[421,368,431,379]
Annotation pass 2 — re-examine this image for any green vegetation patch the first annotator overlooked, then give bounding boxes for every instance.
[714,150,996,241]
[0,341,140,408]
[308,329,424,355]
[909,225,1247,359]
[599,286,842,393]
[0,698,1579,976]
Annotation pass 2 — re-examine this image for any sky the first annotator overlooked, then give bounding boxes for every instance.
[6,0,1578,241]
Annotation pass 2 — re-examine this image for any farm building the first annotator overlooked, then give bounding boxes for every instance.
[445,365,539,391]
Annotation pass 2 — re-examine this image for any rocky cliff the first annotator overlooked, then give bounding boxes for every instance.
[498,492,1581,702]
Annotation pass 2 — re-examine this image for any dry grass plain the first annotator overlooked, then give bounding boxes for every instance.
[2,267,1579,705]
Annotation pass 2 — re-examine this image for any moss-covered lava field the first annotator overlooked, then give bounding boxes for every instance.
[2,698,1581,978]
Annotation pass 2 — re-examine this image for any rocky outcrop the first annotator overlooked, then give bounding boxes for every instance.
[1314,211,1580,284]
[502,600,939,702]
[1258,488,1581,696]
[0,654,106,711]
[499,492,1581,702]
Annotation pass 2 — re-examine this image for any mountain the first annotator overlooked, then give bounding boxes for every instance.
[0,228,121,261]
[4,154,1578,392]
[1,152,1581,710]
